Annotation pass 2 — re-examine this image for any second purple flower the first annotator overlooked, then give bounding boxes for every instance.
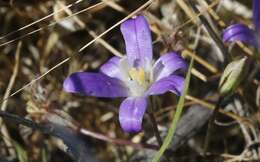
[222,0,260,47]
[63,15,187,133]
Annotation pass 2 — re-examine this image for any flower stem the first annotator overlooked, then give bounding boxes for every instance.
[148,111,173,162]
[149,97,163,146]
[203,96,223,153]
[148,112,163,146]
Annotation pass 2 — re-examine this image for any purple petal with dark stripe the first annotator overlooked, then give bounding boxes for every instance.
[222,23,258,47]
[100,56,122,80]
[253,0,260,32]
[119,97,147,132]
[63,72,129,97]
[153,52,187,81]
[120,15,152,68]
[146,75,184,96]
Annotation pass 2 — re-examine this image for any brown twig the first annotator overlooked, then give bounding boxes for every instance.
[0,109,160,151]
[80,128,159,150]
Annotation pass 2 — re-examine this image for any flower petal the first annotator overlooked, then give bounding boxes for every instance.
[120,15,152,68]
[146,75,184,96]
[63,72,129,97]
[153,52,187,81]
[100,56,122,79]
[222,23,258,47]
[119,97,147,132]
[253,0,260,32]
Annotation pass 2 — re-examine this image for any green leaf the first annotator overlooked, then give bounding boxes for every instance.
[151,56,194,162]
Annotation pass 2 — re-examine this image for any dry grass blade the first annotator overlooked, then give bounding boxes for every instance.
[0,42,22,158]
[185,95,247,122]
[102,0,127,13]
[78,0,154,52]
[191,68,207,82]
[57,1,123,57]
[0,0,84,41]
[176,0,197,23]
[182,49,218,73]
[4,57,70,101]
[0,2,105,47]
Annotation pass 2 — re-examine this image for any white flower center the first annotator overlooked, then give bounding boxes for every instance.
[119,57,153,97]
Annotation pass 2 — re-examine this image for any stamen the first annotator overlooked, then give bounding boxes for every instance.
[129,68,146,86]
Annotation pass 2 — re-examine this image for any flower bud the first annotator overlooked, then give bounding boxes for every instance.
[219,57,247,96]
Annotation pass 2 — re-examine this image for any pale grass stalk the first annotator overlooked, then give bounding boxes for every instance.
[191,68,207,82]
[102,0,127,13]
[0,2,105,47]
[198,0,225,27]
[182,49,218,74]
[182,49,218,73]
[78,0,154,52]
[0,0,84,40]
[176,0,198,23]
[57,1,123,57]
[185,95,248,123]
[0,42,22,158]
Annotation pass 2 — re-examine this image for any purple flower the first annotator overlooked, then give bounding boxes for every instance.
[63,15,187,132]
[222,0,260,47]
